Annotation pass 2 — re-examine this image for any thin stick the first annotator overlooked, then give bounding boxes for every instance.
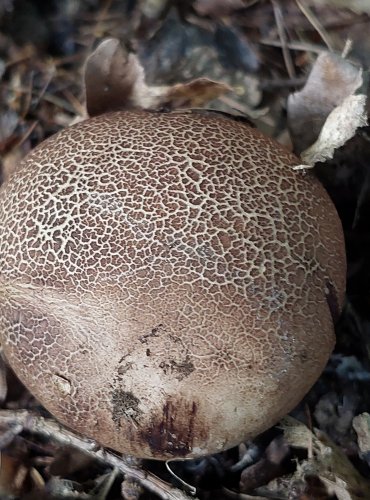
[32,67,56,110]
[295,0,334,51]
[0,410,196,500]
[259,38,324,53]
[13,120,38,149]
[342,38,353,58]
[271,0,296,79]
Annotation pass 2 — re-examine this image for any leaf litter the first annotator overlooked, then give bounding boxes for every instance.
[1,1,370,499]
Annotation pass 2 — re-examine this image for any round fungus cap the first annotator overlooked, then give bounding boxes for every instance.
[0,110,345,459]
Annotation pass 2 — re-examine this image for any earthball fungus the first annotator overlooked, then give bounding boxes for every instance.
[0,109,345,459]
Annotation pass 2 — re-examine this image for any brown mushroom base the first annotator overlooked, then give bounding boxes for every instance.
[1,279,335,459]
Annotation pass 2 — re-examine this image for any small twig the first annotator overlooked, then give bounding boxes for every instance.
[92,0,113,38]
[31,66,56,110]
[12,120,39,149]
[93,468,120,500]
[259,38,324,53]
[5,55,32,69]
[295,0,334,51]
[42,93,78,113]
[21,71,35,119]
[222,487,267,500]
[0,410,196,500]
[166,461,196,496]
[62,89,87,118]
[342,38,353,58]
[218,95,269,119]
[271,0,296,79]
[304,404,314,460]
[0,423,23,448]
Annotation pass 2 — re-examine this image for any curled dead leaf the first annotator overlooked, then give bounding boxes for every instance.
[297,94,368,168]
[84,38,145,117]
[288,51,368,171]
[85,38,232,116]
[288,51,366,154]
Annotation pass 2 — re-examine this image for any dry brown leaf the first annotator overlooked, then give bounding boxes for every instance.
[239,437,289,492]
[84,38,232,116]
[0,454,28,498]
[49,446,96,476]
[287,52,365,154]
[160,78,233,109]
[84,38,146,117]
[280,416,370,500]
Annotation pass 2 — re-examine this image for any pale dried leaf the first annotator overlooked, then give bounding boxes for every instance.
[321,476,352,500]
[353,413,370,453]
[301,94,368,166]
[288,52,365,153]
[312,0,370,15]
[279,416,312,449]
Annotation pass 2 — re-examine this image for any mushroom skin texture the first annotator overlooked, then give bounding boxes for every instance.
[0,110,345,459]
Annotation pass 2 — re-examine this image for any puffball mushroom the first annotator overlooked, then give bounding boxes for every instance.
[0,110,345,459]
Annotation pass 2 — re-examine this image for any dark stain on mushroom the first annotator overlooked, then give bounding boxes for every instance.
[159,356,195,381]
[138,324,164,344]
[111,389,143,426]
[142,400,203,457]
[117,361,133,376]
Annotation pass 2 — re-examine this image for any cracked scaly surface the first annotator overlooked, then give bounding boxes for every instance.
[0,111,345,458]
